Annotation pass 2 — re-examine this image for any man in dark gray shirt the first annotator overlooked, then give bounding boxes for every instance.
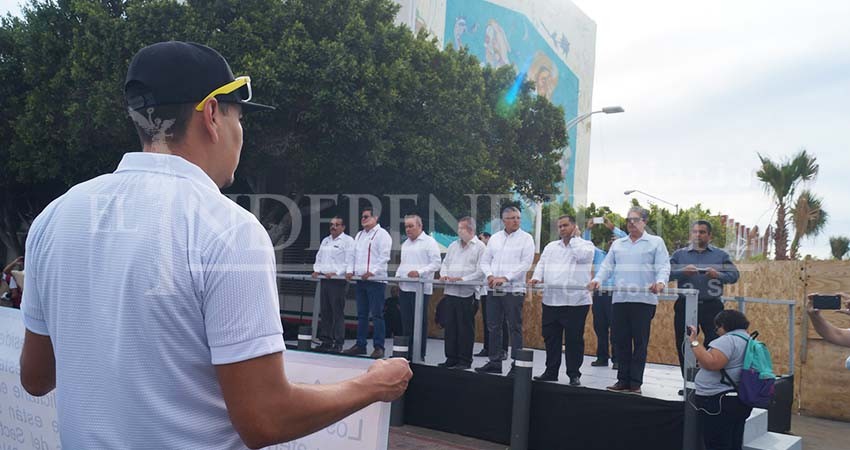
[669,220,739,378]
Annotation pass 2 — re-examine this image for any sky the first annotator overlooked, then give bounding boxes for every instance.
[568,0,850,258]
[2,0,849,258]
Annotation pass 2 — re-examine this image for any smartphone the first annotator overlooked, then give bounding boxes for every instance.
[696,267,708,274]
[593,217,604,224]
[812,294,842,310]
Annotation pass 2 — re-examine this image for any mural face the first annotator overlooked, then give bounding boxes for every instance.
[528,51,558,100]
[484,20,511,68]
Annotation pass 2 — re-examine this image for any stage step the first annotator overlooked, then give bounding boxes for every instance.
[743,408,802,450]
[744,432,802,450]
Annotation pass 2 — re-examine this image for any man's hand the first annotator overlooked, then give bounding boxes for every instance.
[345,272,354,281]
[839,293,850,316]
[529,279,542,285]
[366,358,413,402]
[311,272,320,279]
[706,267,719,279]
[407,271,420,278]
[586,219,594,230]
[682,265,698,277]
[488,276,508,288]
[324,273,335,279]
[604,217,615,231]
[649,281,666,294]
[587,280,600,291]
[361,272,374,280]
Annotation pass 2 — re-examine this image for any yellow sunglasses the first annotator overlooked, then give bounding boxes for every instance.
[194,76,252,111]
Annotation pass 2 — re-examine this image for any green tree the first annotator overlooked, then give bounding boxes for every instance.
[829,236,849,260]
[789,189,828,260]
[0,0,568,255]
[755,149,818,260]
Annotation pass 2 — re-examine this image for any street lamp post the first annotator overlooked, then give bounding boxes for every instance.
[534,106,626,252]
[623,189,679,215]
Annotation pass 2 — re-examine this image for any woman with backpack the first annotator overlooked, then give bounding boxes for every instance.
[687,309,754,450]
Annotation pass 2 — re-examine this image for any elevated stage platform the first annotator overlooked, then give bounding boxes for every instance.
[287,337,799,450]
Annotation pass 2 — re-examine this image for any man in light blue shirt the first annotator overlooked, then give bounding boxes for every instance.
[583,218,626,368]
[588,207,670,394]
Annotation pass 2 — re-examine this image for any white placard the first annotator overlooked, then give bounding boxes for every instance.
[0,308,389,450]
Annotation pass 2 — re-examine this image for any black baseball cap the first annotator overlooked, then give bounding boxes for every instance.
[124,41,274,113]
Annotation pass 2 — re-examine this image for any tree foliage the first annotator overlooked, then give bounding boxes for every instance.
[0,0,567,256]
[829,236,849,260]
[789,189,828,260]
[755,149,819,260]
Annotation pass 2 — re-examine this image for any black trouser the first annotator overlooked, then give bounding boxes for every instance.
[318,279,348,346]
[399,291,430,357]
[542,304,589,378]
[479,295,508,353]
[613,302,656,388]
[695,393,753,450]
[443,294,476,365]
[675,297,724,376]
[592,291,615,363]
[486,293,524,362]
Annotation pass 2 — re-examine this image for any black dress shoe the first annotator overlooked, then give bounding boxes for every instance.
[437,360,458,368]
[590,359,608,367]
[569,377,581,386]
[474,361,503,374]
[342,345,367,355]
[452,363,471,370]
[474,349,489,357]
[533,372,558,382]
[611,362,619,370]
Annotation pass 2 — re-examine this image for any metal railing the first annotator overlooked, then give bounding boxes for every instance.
[277,273,796,450]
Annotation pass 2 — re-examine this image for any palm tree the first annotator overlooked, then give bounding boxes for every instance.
[756,149,818,260]
[830,236,850,260]
[789,190,827,259]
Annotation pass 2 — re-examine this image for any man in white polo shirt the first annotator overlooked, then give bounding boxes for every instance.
[345,206,393,359]
[312,216,354,353]
[530,214,595,385]
[439,216,485,370]
[475,206,535,375]
[396,214,442,358]
[19,41,411,450]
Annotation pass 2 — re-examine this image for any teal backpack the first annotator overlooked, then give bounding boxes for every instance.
[721,331,776,408]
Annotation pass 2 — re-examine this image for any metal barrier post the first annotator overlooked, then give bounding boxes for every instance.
[390,336,411,427]
[737,296,746,314]
[297,326,312,351]
[510,349,533,450]
[683,290,700,450]
[788,303,795,374]
[311,279,322,341]
[412,283,425,363]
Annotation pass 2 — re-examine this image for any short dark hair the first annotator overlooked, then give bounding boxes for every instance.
[501,205,521,217]
[714,309,749,332]
[479,231,491,238]
[128,101,233,146]
[128,103,193,146]
[331,216,345,226]
[557,214,576,224]
[692,220,712,234]
[362,206,375,216]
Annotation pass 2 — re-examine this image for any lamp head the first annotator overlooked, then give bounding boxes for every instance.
[603,106,625,114]
[624,190,635,195]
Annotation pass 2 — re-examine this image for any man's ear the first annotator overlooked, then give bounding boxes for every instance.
[202,98,222,144]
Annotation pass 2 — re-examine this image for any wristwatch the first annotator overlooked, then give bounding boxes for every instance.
[690,340,700,348]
